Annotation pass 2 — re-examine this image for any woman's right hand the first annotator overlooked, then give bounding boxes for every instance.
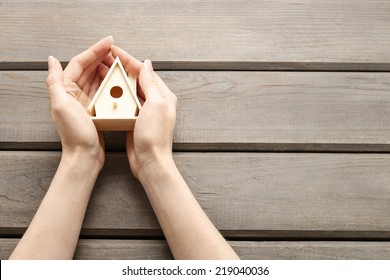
[111,46,239,260]
[111,47,178,181]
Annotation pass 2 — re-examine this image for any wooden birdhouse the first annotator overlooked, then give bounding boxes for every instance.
[88,57,141,131]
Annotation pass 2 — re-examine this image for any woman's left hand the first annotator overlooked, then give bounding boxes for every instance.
[46,36,114,170]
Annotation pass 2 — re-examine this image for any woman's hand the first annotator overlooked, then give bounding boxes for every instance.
[110,47,238,260]
[108,46,239,260]
[46,36,114,171]
[9,37,116,259]
[111,46,177,181]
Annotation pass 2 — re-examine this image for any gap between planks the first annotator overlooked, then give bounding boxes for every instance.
[1,239,390,260]
[2,62,390,72]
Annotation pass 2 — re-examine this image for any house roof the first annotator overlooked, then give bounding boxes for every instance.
[87,57,141,115]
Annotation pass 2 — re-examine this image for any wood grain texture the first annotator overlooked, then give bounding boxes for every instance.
[1,239,389,260]
[1,71,390,151]
[1,151,389,239]
[1,1,390,70]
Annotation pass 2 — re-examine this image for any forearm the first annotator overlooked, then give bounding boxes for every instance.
[139,158,239,260]
[10,153,100,259]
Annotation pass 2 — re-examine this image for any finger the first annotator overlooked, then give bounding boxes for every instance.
[77,51,110,88]
[155,73,176,99]
[126,132,134,152]
[78,50,115,88]
[98,132,105,148]
[63,79,91,108]
[111,45,143,76]
[138,60,164,102]
[64,36,114,82]
[46,56,67,106]
[137,83,146,101]
[89,71,101,99]
[138,95,145,106]
[154,74,178,110]
[103,53,115,67]
[126,131,135,166]
[98,63,110,79]
[81,67,98,94]
[73,41,113,88]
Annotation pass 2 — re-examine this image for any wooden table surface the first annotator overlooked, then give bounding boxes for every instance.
[1,0,390,259]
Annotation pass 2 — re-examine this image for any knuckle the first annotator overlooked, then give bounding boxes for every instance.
[68,57,76,67]
[145,77,158,87]
[46,75,57,87]
[69,57,83,69]
[51,102,62,115]
[51,99,72,115]
[69,56,79,65]
[152,98,167,108]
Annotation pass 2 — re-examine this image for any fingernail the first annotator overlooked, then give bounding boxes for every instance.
[48,55,54,68]
[144,59,153,70]
[107,35,114,42]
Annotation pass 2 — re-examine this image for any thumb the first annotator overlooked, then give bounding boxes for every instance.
[46,56,66,105]
[138,59,164,101]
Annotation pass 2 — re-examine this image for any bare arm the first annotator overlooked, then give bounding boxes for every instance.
[9,154,100,259]
[10,37,113,259]
[112,46,239,259]
[139,158,239,260]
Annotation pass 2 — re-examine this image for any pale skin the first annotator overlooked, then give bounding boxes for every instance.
[9,37,239,260]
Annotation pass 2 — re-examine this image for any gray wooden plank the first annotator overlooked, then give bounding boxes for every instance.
[1,71,390,151]
[1,239,389,260]
[232,241,390,260]
[0,151,389,239]
[1,1,390,70]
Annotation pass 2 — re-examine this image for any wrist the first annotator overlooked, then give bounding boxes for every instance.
[60,150,102,180]
[137,156,177,188]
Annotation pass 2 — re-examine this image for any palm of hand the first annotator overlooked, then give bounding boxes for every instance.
[54,77,104,166]
[126,71,177,179]
[47,37,114,168]
[129,99,174,174]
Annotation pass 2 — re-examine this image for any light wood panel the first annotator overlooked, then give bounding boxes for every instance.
[1,1,390,70]
[1,239,389,260]
[1,71,390,151]
[0,151,389,239]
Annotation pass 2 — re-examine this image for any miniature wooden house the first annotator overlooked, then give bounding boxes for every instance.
[88,57,141,131]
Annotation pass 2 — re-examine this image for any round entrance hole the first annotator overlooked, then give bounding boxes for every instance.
[110,86,123,98]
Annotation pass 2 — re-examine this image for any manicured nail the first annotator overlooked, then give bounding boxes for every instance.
[144,59,153,70]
